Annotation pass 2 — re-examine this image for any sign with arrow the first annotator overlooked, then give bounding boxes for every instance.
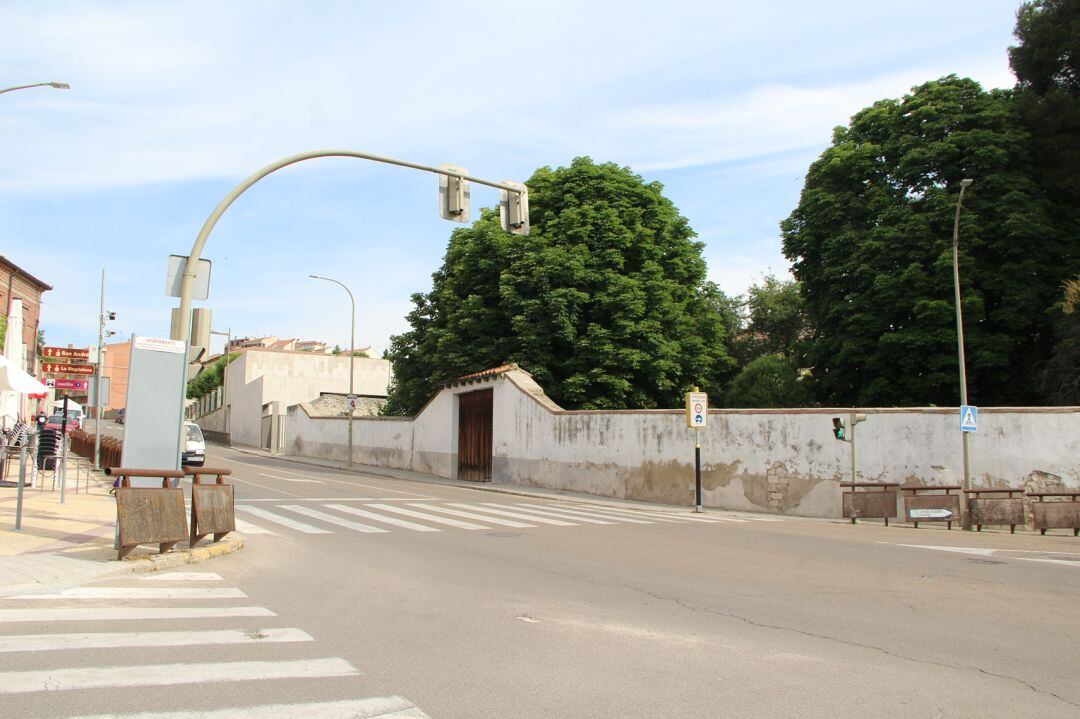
[42,346,90,361]
[45,378,89,391]
[41,362,96,375]
[960,405,978,433]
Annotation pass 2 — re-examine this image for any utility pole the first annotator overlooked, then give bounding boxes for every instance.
[94,269,104,469]
[210,328,231,440]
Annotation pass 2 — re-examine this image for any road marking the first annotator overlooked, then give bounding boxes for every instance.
[365,503,489,530]
[0,606,275,623]
[575,504,748,523]
[137,572,222,581]
[235,517,275,534]
[259,473,323,484]
[224,458,436,498]
[492,503,621,525]
[278,505,389,533]
[65,696,430,719]
[237,506,332,534]
[10,587,246,600]
[512,503,649,525]
[0,627,312,653]
[0,657,359,694]
[229,475,305,498]
[407,503,535,528]
[327,504,441,532]
[545,505,690,523]
[451,503,576,526]
[237,497,437,503]
[1016,557,1080,568]
[884,544,999,556]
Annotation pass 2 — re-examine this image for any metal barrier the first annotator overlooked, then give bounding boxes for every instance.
[185,467,235,547]
[965,488,1025,533]
[105,467,187,560]
[1027,491,1080,536]
[841,482,900,525]
[902,484,961,529]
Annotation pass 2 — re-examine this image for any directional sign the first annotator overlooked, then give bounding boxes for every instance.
[41,362,96,375]
[685,391,708,429]
[42,346,90,361]
[45,378,89,391]
[960,405,978,433]
[909,508,955,519]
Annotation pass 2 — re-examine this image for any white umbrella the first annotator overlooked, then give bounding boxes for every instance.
[0,354,48,394]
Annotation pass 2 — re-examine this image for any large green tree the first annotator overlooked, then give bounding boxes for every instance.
[782,76,1068,406]
[384,158,736,414]
[731,274,808,366]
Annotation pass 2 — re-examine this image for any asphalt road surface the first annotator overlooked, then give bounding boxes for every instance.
[3,443,1079,718]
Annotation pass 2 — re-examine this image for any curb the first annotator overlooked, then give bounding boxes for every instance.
[123,534,247,574]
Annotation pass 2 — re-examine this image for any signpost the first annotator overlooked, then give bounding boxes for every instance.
[41,362,95,375]
[45,378,89,391]
[685,389,708,513]
[42,346,91,361]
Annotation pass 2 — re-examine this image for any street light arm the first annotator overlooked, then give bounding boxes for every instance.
[0,82,70,95]
[174,149,526,343]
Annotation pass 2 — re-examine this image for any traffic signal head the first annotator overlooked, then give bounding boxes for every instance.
[107,311,116,320]
[832,417,845,440]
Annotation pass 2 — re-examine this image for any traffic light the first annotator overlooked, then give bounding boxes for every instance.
[832,417,845,440]
[438,164,470,223]
[500,180,530,235]
[106,311,116,320]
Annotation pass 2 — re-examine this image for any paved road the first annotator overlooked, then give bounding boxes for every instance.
[3,444,1079,718]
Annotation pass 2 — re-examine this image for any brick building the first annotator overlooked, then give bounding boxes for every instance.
[0,255,52,371]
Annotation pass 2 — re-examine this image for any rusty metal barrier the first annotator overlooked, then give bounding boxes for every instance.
[185,467,235,548]
[105,467,187,560]
[841,482,899,526]
[902,484,961,529]
[965,488,1025,533]
[1027,491,1080,536]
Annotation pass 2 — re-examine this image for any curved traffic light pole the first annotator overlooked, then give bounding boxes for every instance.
[174,149,528,343]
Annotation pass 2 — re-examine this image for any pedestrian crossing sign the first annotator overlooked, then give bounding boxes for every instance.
[960,405,978,433]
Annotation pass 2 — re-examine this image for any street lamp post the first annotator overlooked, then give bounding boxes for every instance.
[309,275,356,468]
[952,178,974,505]
[0,82,70,95]
[210,329,232,442]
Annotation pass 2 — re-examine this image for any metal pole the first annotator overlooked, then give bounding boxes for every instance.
[309,275,356,467]
[849,412,857,485]
[94,269,104,469]
[694,428,702,513]
[15,440,27,529]
[952,179,973,508]
[59,395,69,504]
[224,329,230,440]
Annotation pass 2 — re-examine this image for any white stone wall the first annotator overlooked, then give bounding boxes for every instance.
[285,369,1080,518]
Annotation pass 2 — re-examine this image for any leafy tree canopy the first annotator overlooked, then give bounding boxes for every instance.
[186,352,239,400]
[782,76,1070,406]
[384,157,736,414]
[723,355,809,409]
[731,274,808,366]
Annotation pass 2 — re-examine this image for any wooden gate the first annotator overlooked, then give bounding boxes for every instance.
[457,389,493,482]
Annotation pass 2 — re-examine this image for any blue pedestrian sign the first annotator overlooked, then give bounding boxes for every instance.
[960,405,978,433]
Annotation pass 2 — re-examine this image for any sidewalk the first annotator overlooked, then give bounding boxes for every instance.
[0,451,243,597]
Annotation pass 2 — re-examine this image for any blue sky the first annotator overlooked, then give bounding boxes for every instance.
[3,0,1021,357]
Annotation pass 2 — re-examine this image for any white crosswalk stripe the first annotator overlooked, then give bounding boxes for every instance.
[480,502,623,525]
[11,587,246,600]
[137,572,223,581]
[0,627,312,653]
[365,503,489,530]
[65,696,431,719]
[449,503,577,526]
[238,505,332,534]
[0,606,275,623]
[235,517,276,534]
[406,503,536,528]
[279,505,389,533]
[571,503,750,523]
[328,503,442,532]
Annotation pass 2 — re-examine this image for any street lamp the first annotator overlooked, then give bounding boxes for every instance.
[309,275,356,468]
[0,82,71,95]
[952,178,974,502]
[210,329,232,443]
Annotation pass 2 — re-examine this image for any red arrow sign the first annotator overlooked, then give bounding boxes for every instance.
[42,346,91,361]
[41,362,96,375]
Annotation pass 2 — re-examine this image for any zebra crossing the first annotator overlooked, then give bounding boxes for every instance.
[0,570,429,718]
[232,499,782,538]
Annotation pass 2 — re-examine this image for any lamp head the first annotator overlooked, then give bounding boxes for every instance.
[48,82,71,90]
[960,178,974,188]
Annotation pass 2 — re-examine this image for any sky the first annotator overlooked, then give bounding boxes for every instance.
[2,0,1023,358]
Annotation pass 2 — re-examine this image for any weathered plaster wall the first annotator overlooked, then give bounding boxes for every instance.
[285,368,1080,518]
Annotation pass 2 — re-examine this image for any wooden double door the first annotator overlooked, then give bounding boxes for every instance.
[457,389,493,482]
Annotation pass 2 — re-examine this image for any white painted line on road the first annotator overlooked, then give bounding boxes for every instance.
[574,504,748,523]
[279,505,389,533]
[0,627,313,653]
[137,572,223,581]
[513,503,648,525]
[408,503,535,528]
[234,518,276,534]
[229,475,305,498]
[884,543,998,556]
[366,503,489,530]
[65,696,430,719]
[10,587,246,600]
[0,606,275,623]
[327,504,441,532]
[452,503,576,526]
[229,460,437,498]
[1016,557,1080,568]
[0,657,359,694]
[259,473,324,484]
[237,506,332,534]
[544,505,689,523]
[238,497,437,503]
[496,503,621,525]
